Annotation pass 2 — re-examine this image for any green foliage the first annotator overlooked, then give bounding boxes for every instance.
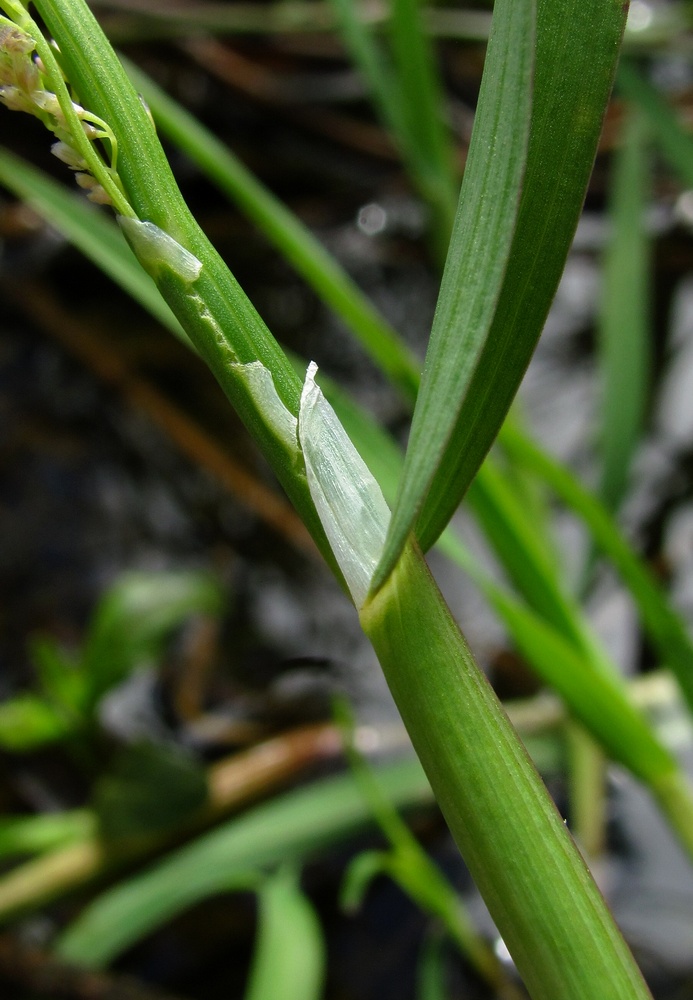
[2,0,689,996]
[371,0,534,590]
[94,742,208,843]
[336,700,506,991]
[57,757,433,967]
[245,867,325,1000]
[0,570,223,752]
[499,423,693,717]
[373,0,628,589]
[598,106,651,512]
[327,0,458,261]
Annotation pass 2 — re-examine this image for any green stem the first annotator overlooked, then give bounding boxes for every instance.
[361,542,653,1000]
[31,0,342,578]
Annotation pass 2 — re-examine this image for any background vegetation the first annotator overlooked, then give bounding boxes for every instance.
[2,0,693,997]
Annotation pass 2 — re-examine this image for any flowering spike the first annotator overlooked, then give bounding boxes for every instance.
[0,8,123,211]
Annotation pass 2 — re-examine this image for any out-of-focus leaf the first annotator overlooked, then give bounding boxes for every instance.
[388,0,458,257]
[245,867,325,1000]
[80,570,224,704]
[327,0,458,261]
[94,742,208,842]
[499,422,693,716]
[485,585,675,787]
[598,107,650,511]
[0,694,72,751]
[617,59,693,189]
[327,0,404,141]
[0,147,187,343]
[0,811,95,860]
[57,756,432,967]
[467,461,588,653]
[340,850,389,912]
[417,933,449,1000]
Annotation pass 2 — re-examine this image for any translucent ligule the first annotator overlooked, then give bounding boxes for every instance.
[298,362,390,608]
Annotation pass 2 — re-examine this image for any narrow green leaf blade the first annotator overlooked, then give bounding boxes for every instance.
[0,147,187,342]
[617,59,693,189]
[467,461,585,649]
[326,0,404,142]
[388,0,458,257]
[500,422,693,716]
[416,934,449,1000]
[57,758,432,967]
[245,868,325,1000]
[482,585,676,788]
[374,0,628,592]
[598,107,651,511]
[371,0,535,592]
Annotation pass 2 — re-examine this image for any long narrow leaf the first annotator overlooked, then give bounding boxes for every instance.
[598,107,651,511]
[416,934,449,1000]
[326,0,405,141]
[388,0,458,257]
[617,59,693,189]
[484,586,675,788]
[373,0,627,590]
[245,868,325,1000]
[57,757,432,967]
[326,0,455,257]
[499,422,693,716]
[467,462,589,654]
[0,147,186,341]
[371,0,535,592]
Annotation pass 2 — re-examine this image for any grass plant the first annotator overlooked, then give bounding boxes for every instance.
[2,0,692,997]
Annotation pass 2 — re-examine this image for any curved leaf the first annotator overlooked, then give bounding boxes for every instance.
[373,0,627,592]
[371,0,535,591]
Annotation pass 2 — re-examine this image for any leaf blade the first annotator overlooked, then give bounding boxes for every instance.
[245,868,325,1000]
[373,0,628,592]
[0,147,186,341]
[371,0,536,591]
[598,107,651,511]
